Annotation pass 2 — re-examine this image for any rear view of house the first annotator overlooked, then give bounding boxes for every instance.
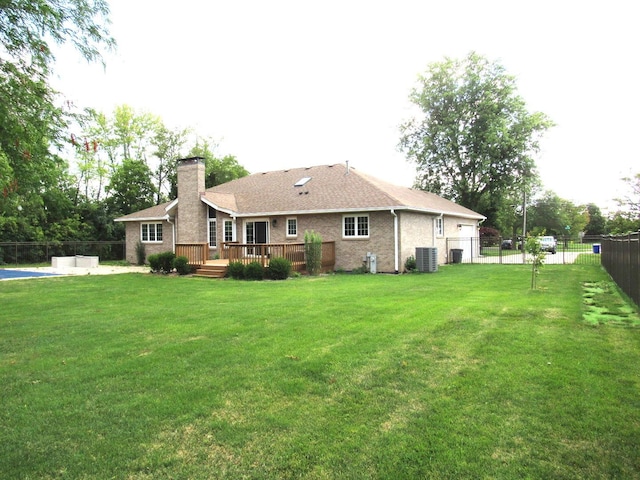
[115,158,485,273]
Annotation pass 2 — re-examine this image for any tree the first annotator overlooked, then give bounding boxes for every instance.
[528,191,587,237]
[615,173,640,219]
[106,159,156,217]
[584,203,606,235]
[152,125,189,203]
[184,139,249,191]
[399,52,553,227]
[606,211,640,235]
[605,173,640,235]
[0,0,114,240]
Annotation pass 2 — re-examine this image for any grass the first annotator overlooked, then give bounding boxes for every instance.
[1,265,639,479]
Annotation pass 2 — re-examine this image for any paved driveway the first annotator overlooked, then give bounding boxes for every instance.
[464,251,592,265]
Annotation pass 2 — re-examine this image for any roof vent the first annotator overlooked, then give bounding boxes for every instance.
[294,177,311,187]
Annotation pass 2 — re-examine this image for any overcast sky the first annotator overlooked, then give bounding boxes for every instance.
[52,0,639,212]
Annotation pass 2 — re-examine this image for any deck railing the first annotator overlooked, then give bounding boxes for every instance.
[220,241,335,272]
[175,243,208,265]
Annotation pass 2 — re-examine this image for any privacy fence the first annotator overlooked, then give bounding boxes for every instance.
[445,235,603,266]
[601,232,640,308]
[0,241,126,266]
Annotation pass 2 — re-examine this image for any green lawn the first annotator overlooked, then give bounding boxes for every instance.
[1,265,639,479]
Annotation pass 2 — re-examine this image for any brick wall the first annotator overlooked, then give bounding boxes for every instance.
[176,158,207,244]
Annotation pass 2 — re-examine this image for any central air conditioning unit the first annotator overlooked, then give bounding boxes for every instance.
[415,247,438,273]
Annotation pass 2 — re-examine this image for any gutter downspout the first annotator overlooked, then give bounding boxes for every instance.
[166,215,175,253]
[391,209,399,273]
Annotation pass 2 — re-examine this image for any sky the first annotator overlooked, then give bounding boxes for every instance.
[52,0,639,212]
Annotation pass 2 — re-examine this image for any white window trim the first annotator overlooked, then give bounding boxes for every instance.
[140,222,164,243]
[342,214,370,239]
[286,217,298,238]
[208,218,217,248]
[224,219,235,243]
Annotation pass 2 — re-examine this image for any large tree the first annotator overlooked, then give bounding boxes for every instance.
[528,191,588,237]
[0,0,114,240]
[399,52,553,227]
[584,203,606,235]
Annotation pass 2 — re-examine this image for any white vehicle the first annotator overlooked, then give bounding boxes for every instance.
[539,236,557,254]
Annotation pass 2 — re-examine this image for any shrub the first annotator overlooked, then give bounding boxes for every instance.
[173,256,193,275]
[227,261,245,280]
[147,253,161,273]
[404,255,417,272]
[267,257,292,280]
[304,230,322,276]
[148,251,175,274]
[135,241,146,266]
[244,261,265,281]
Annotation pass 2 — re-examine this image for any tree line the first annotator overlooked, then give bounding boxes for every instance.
[0,1,247,244]
[1,3,637,247]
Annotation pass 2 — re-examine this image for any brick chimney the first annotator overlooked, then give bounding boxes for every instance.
[176,157,207,244]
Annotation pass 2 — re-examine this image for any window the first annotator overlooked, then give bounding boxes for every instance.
[208,218,217,247]
[435,216,444,237]
[208,207,217,248]
[141,223,163,243]
[343,215,369,238]
[245,222,254,244]
[286,217,297,237]
[224,220,234,242]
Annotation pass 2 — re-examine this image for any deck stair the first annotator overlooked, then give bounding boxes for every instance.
[194,260,228,278]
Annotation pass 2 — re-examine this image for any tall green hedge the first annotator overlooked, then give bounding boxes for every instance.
[304,230,322,276]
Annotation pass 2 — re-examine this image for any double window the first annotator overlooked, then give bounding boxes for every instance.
[343,215,369,238]
[141,223,163,243]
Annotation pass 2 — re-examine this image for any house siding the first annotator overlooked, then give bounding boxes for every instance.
[398,211,437,266]
[123,220,174,264]
[398,211,479,266]
[176,159,207,244]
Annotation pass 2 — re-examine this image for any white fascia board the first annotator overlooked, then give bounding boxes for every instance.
[165,198,178,212]
[114,215,169,223]
[206,204,484,221]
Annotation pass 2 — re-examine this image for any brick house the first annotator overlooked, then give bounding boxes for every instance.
[115,157,485,273]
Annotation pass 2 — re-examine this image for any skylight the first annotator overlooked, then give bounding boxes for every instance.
[294,177,311,187]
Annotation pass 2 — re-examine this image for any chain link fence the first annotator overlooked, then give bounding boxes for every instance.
[0,241,126,266]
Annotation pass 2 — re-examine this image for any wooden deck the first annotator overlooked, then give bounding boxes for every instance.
[178,241,336,278]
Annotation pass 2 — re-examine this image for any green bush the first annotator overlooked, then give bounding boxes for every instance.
[135,241,146,266]
[148,251,175,274]
[244,261,265,281]
[267,257,292,280]
[404,255,417,272]
[227,261,245,280]
[173,256,193,275]
[147,253,161,273]
[304,230,322,276]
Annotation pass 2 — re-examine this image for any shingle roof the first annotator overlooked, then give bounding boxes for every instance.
[116,164,485,221]
[203,164,485,219]
[114,201,172,222]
